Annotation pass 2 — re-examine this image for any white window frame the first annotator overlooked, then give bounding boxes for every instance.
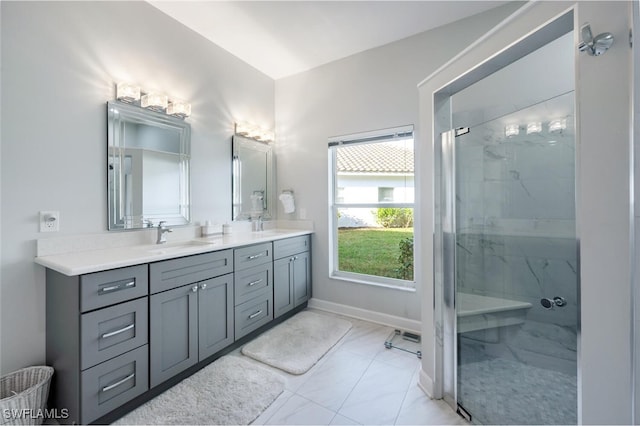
[328,125,415,290]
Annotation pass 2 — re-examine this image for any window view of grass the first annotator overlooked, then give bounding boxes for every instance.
[338,227,414,280]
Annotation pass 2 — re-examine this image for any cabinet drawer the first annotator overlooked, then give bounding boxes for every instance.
[235,296,272,340]
[81,345,148,424]
[150,249,233,294]
[234,243,272,271]
[81,265,148,312]
[234,263,272,306]
[273,235,310,259]
[80,297,148,370]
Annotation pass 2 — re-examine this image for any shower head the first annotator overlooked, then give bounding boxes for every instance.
[578,23,614,56]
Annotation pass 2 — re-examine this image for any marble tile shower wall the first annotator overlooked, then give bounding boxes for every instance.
[455,127,577,323]
[456,233,578,326]
[455,124,578,374]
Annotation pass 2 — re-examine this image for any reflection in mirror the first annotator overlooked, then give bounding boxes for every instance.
[107,100,191,230]
[232,135,274,221]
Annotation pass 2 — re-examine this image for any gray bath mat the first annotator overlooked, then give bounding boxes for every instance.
[241,310,352,375]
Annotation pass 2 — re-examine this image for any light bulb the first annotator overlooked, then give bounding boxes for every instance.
[141,92,168,111]
[505,124,519,138]
[116,82,140,103]
[526,122,542,135]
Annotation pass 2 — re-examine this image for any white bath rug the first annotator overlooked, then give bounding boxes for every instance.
[113,355,285,425]
[241,310,352,375]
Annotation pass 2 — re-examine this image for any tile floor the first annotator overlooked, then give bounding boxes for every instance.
[229,309,467,425]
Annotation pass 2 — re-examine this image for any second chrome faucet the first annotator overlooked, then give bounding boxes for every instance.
[156,221,173,244]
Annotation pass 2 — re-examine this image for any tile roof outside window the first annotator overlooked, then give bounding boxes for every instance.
[336,142,413,173]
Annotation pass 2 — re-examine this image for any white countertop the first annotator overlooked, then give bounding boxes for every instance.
[35,229,312,276]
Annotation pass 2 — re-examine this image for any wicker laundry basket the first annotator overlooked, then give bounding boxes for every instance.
[0,366,54,425]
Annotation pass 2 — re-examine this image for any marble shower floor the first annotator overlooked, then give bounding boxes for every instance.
[458,357,577,425]
[227,309,467,426]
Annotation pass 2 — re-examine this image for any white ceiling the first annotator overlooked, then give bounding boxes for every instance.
[148,1,509,80]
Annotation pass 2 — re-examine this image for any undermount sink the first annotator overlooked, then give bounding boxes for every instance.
[138,239,215,255]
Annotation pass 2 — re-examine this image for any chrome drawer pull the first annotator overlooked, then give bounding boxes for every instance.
[247,253,265,260]
[102,373,135,392]
[101,323,135,339]
[248,279,263,287]
[100,280,135,294]
[248,310,263,319]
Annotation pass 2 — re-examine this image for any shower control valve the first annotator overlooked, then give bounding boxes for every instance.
[540,296,567,310]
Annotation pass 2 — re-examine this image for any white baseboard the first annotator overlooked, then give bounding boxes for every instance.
[417,368,436,399]
[308,298,421,334]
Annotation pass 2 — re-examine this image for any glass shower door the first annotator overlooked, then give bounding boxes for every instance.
[451,90,578,424]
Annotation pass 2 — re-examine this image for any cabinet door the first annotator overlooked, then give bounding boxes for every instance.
[150,284,198,388]
[198,274,234,360]
[293,251,311,307]
[273,257,294,319]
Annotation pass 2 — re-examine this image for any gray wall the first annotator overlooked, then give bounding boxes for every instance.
[0,1,274,374]
[274,3,524,322]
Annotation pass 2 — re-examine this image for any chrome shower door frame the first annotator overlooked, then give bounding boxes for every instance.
[434,129,458,409]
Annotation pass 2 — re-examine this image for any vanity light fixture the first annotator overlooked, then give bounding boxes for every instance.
[116,82,141,103]
[113,82,191,119]
[548,118,567,133]
[259,130,275,143]
[234,121,251,137]
[505,124,519,138]
[141,92,168,112]
[234,121,274,143]
[167,99,192,118]
[526,122,542,135]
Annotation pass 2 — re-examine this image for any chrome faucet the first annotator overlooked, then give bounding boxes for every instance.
[156,221,173,244]
[252,215,263,232]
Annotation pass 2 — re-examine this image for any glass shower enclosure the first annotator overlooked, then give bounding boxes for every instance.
[436,22,578,425]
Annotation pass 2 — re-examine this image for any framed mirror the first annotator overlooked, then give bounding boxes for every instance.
[232,135,274,221]
[107,100,191,230]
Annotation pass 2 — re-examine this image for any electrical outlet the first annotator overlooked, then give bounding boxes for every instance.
[39,211,60,232]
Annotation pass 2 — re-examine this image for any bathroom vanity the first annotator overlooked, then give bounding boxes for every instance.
[37,230,311,424]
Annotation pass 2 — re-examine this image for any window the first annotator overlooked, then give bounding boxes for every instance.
[329,125,415,289]
[378,187,394,202]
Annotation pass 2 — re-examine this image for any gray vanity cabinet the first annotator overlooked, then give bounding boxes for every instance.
[149,250,234,388]
[45,265,149,425]
[43,233,312,423]
[273,236,311,318]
